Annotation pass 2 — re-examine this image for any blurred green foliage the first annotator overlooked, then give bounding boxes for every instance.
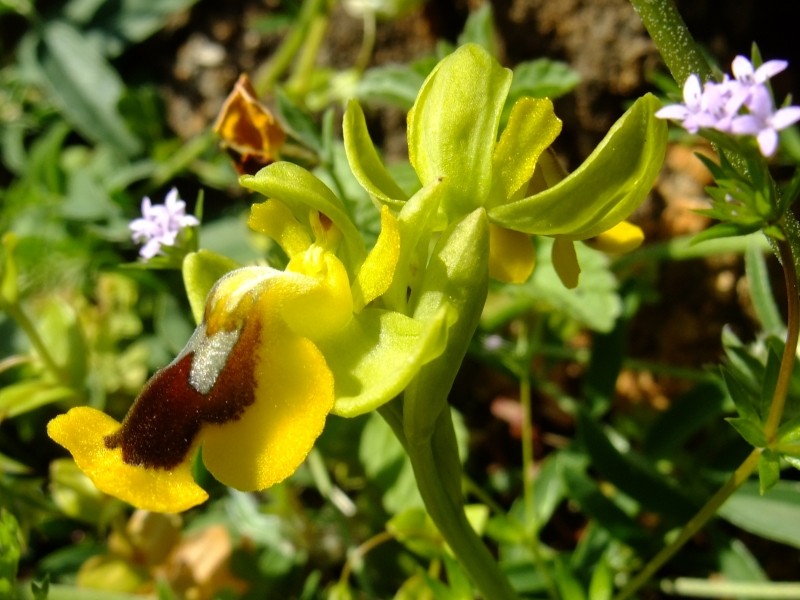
[2,0,800,599]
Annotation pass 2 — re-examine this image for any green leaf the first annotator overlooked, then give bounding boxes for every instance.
[508,59,580,102]
[65,0,199,57]
[553,558,586,600]
[719,480,800,549]
[36,21,142,156]
[38,297,87,385]
[758,450,781,494]
[0,380,76,419]
[691,221,762,245]
[760,340,783,418]
[577,409,697,520]
[356,64,426,110]
[489,94,667,239]
[275,86,323,153]
[441,553,474,600]
[408,44,512,218]
[182,250,239,325]
[643,382,727,459]
[324,308,449,417]
[726,417,767,448]
[744,237,783,333]
[587,556,613,600]
[482,238,621,333]
[457,2,495,53]
[387,507,445,559]
[0,509,21,599]
[358,412,423,513]
[343,99,408,209]
[1,233,19,305]
[559,456,647,544]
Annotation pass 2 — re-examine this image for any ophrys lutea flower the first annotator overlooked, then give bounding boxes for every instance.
[48,171,449,513]
[344,43,667,289]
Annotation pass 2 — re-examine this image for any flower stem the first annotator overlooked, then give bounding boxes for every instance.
[613,448,761,600]
[407,407,521,600]
[616,225,800,599]
[252,0,329,96]
[764,230,800,442]
[3,302,70,385]
[627,0,712,83]
[515,321,559,600]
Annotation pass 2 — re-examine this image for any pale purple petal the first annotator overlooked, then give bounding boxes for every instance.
[731,56,755,82]
[683,74,703,107]
[754,59,788,83]
[655,104,690,120]
[129,187,198,259]
[731,114,762,135]
[757,128,779,157]
[770,106,800,130]
[139,238,163,259]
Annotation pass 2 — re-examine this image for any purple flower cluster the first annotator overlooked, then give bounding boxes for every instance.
[656,56,800,157]
[129,188,199,259]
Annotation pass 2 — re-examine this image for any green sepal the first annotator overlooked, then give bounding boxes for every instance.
[343,99,409,210]
[489,93,667,239]
[407,44,512,219]
[182,250,239,325]
[405,208,490,445]
[323,307,450,418]
[240,162,367,269]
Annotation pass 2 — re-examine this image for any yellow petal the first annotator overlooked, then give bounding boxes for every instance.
[488,224,535,283]
[200,318,334,491]
[47,407,208,513]
[552,237,581,289]
[583,221,644,254]
[249,200,312,257]
[283,249,354,339]
[352,205,401,310]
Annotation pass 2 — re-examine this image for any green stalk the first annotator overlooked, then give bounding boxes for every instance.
[252,0,329,96]
[764,229,800,442]
[515,321,558,600]
[3,302,70,385]
[627,0,712,83]
[615,222,800,599]
[613,449,761,600]
[380,400,519,600]
[407,408,520,600]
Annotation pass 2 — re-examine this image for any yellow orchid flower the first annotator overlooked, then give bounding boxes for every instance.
[47,186,440,512]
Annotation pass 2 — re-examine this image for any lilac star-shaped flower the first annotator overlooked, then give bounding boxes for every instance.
[129,188,199,259]
[731,85,800,156]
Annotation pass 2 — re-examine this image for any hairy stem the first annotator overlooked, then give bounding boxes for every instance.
[613,449,761,600]
[628,0,712,84]
[764,232,800,441]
